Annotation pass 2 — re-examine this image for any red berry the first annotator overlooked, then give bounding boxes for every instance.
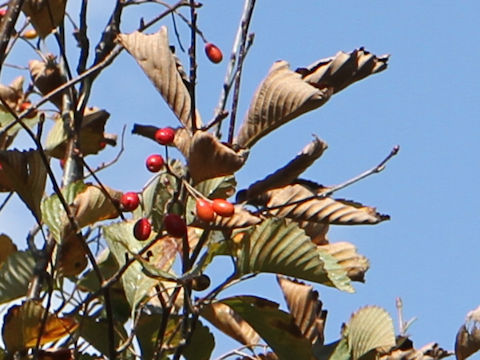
[121,192,140,212]
[155,127,175,145]
[205,43,223,64]
[0,9,6,17]
[195,199,215,222]
[212,199,235,217]
[59,159,66,169]
[164,214,187,238]
[133,218,151,240]
[146,154,164,172]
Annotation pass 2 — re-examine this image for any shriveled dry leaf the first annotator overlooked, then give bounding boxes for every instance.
[0,149,47,220]
[296,220,329,245]
[118,27,201,130]
[277,276,327,346]
[201,302,260,346]
[240,136,327,201]
[56,233,87,277]
[380,342,452,360]
[188,131,248,184]
[22,0,67,38]
[297,48,389,94]
[455,305,480,360]
[318,242,369,282]
[0,76,24,111]
[235,61,332,148]
[0,234,17,266]
[2,301,78,353]
[345,306,396,360]
[46,107,116,158]
[191,204,261,230]
[263,184,389,225]
[29,55,66,109]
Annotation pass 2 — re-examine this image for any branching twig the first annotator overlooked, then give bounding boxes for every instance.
[0,0,25,75]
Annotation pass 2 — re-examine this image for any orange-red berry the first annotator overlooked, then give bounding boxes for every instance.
[134,218,151,240]
[205,43,223,64]
[121,192,140,212]
[196,199,215,222]
[146,154,164,172]
[212,199,235,217]
[164,213,187,238]
[22,29,38,39]
[155,127,175,145]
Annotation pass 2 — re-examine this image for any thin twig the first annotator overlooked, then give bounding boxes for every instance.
[0,0,25,75]
[188,0,198,132]
[0,192,13,213]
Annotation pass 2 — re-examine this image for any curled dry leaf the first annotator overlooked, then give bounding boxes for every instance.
[46,107,116,158]
[0,149,47,220]
[235,61,332,148]
[345,306,396,360]
[297,47,389,94]
[380,341,452,360]
[0,76,24,111]
[318,242,369,282]
[277,276,327,346]
[240,136,328,201]
[187,131,248,184]
[455,305,480,360]
[29,55,66,109]
[262,184,389,225]
[201,302,260,346]
[22,0,67,38]
[2,301,78,353]
[118,27,202,131]
[296,220,329,245]
[191,204,261,230]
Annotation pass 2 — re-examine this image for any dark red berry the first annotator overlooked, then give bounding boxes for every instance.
[212,199,235,217]
[133,218,151,240]
[121,192,140,212]
[205,43,223,64]
[196,199,215,222]
[0,9,6,17]
[146,154,164,172]
[164,214,187,238]
[155,127,175,145]
[191,274,211,291]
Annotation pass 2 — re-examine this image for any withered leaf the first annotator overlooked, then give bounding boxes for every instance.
[235,61,332,148]
[298,48,389,94]
[0,76,24,111]
[22,0,67,38]
[188,131,248,184]
[0,234,17,266]
[56,233,87,277]
[2,301,78,352]
[46,107,116,158]
[380,342,452,360]
[118,27,202,130]
[0,149,47,220]
[264,184,389,225]
[455,305,480,360]
[241,136,327,201]
[29,55,66,109]
[277,276,327,346]
[201,302,260,346]
[318,242,369,282]
[296,220,329,245]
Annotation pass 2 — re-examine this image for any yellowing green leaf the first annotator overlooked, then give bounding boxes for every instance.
[0,251,35,304]
[22,0,68,38]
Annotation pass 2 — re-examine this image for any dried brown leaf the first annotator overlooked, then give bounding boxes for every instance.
[318,242,369,282]
[297,48,389,94]
[241,136,327,201]
[191,204,262,230]
[0,149,47,220]
[0,76,24,111]
[118,27,201,130]
[188,131,248,184]
[235,61,332,148]
[56,233,87,277]
[0,234,17,266]
[456,305,480,360]
[22,0,67,38]
[380,342,452,360]
[296,220,329,245]
[277,276,327,346]
[46,107,116,158]
[264,184,389,225]
[29,55,66,109]
[201,302,260,346]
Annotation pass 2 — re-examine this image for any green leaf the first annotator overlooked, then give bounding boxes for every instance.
[103,221,160,314]
[182,321,215,360]
[0,251,35,304]
[345,306,395,360]
[0,110,41,150]
[41,181,87,243]
[196,175,237,200]
[222,296,312,360]
[315,339,351,360]
[235,218,353,292]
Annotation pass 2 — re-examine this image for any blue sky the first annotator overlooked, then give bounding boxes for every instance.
[2,0,480,357]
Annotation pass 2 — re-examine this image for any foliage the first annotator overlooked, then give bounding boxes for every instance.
[0,1,468,360]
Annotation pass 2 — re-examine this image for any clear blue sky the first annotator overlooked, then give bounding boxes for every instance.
[2,0,480,357]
